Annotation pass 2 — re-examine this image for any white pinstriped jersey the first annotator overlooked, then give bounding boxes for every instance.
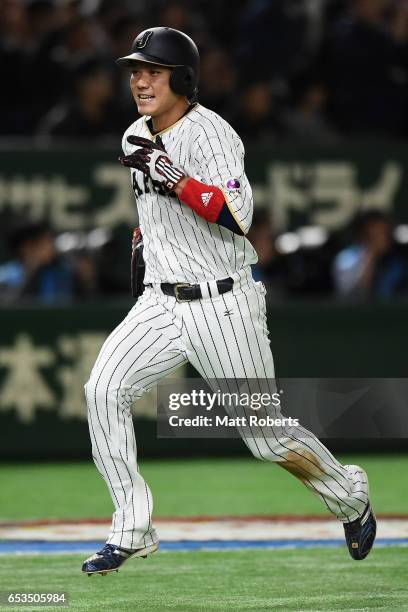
[85,101,371,554]
[122,103,258,284]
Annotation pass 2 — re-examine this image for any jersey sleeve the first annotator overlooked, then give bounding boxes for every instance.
[193,118,253,235]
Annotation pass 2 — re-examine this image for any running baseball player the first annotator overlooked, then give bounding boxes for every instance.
[82,27,376,575]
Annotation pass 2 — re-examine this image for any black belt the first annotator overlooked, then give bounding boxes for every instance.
[158,277,234,302]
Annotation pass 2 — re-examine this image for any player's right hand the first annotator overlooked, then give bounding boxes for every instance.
[119,135,185,192]
[118,135,166,172]
[126,135,167,152]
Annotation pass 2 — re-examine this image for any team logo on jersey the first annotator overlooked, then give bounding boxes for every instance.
[136,30,153,49]
[226,178,240,190]
[201,192,213,206]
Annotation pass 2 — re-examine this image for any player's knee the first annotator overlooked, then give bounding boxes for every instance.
[85,372,144,412]
[84,372,104,409]
[84,374,94,394]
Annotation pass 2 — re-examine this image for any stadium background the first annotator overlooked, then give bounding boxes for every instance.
[0,0,407,610]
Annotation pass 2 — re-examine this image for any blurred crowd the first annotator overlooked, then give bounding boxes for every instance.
[1,0,408,305]
[0,220,131,303]
[1,0,408,143]
[1,209,408,303]
[248,208,408,301]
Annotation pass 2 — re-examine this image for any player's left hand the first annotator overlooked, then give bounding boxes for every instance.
[119,135,185,192]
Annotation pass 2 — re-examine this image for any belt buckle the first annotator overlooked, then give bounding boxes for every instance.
[175,283,192,303]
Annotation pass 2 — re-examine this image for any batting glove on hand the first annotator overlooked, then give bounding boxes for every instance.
[119,135,185,192]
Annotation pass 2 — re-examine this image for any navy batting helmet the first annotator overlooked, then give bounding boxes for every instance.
[116,27,199,99]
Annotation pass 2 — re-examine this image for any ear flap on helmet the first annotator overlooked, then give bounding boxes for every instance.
[170,65,196,97]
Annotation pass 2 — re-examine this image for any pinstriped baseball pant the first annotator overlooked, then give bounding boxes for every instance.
[84,274,368,549]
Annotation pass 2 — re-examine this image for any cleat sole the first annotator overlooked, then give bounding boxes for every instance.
[128,543,159,560]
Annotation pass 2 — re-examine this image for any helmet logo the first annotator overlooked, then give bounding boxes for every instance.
[136,31,153,49]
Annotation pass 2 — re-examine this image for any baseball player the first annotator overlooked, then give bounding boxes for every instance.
[82,27,376,575]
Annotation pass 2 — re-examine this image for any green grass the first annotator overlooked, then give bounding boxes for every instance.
[1,454,407,520]
[0,548,407,611]
[1,457,406,611]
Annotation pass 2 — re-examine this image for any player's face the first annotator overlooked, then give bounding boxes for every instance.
[130,63,181,118]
